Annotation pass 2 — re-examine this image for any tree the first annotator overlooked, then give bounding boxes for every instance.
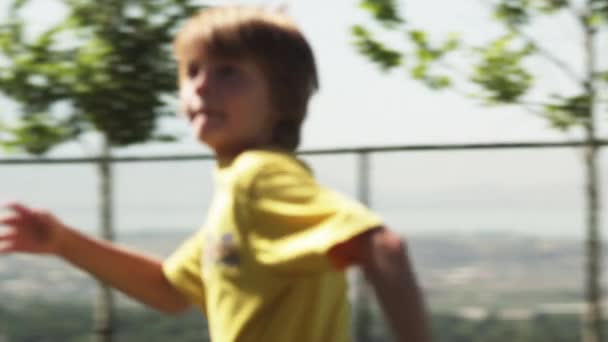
[352,0,606,341]
[0,0,200,341]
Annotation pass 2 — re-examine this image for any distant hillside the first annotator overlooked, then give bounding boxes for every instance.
[0,231,596,314]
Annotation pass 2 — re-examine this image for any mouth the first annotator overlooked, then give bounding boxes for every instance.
[188,108,223,122]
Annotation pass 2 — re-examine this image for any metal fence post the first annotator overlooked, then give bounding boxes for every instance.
[352,151,373,342]
[94,139,115,342]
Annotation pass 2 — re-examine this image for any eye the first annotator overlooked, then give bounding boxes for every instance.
[216,64,240,81]
[187,62,199,79]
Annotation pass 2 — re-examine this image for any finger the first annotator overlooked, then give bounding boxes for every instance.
[3,203,34,220]
[1,201,22,211]
[0,242,16,254]
[3,204,51,230]
[0,231,16,241]
[0,214,23,228]
[0,200,14,209]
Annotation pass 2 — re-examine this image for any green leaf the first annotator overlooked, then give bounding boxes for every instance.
[410,64,427,79]
[409,30,458,62]
[471,35,534,102]
[352,25,403,71]
[441,33,461,53]
[590,0,608,23]
[359,0,404,29]
[2,113,73,155]
[596,70,608,82]
[540,94,592,130]
[425,75,452,90]
[544,110,578,131]
[537,0,569,13]
[495,1,530,26]
[10,0,29,12]
[409,30,427,46]
[548,94,590,117]
[587,12,605,26]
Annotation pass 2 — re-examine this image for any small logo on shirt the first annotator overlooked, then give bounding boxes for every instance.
[206,232,240,267]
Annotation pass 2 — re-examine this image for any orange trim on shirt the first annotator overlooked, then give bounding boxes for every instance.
[327,227,381,270]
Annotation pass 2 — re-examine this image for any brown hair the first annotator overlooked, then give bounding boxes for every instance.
[173,6,319,151]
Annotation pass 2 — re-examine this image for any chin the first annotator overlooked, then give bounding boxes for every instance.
[196,131,225,151]
[194,123,216,140]
[197,133,216,147]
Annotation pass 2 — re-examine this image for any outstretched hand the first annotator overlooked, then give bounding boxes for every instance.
[0,203,68,255]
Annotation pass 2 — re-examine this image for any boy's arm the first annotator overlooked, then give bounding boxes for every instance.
[57,227,191,314]
[0,203,190,314]
[329,227,432,342]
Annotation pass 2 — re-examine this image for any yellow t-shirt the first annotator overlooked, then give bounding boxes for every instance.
[163,149,383,342]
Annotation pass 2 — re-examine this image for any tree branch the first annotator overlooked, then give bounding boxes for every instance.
[511,26,584,87]
[567,1,583,23]
[520,104,547,117]
[436,59,470,81]
[509,99,608,109]
[475,0,583,87]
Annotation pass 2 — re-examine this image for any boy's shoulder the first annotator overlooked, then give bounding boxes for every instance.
[233,149,311,176]
[229,149,314,192]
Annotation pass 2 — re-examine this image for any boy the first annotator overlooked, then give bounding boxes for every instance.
[0,5,431,342]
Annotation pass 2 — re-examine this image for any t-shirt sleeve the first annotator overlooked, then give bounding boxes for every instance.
[162,231,207,313]
[242,162,384,274]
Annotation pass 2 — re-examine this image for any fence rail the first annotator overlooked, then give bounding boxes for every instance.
[1,139,607,165]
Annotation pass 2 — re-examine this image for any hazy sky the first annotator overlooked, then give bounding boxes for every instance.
[1,0,607,238]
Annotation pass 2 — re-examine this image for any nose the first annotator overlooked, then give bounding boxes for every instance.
[192,69,211,96]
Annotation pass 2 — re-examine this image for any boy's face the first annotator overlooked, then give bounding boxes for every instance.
[179,52,276,156]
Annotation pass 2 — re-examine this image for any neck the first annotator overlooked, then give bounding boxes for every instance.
[216,153,238,167]
[214,143,274,167]
[214,144,291,167]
